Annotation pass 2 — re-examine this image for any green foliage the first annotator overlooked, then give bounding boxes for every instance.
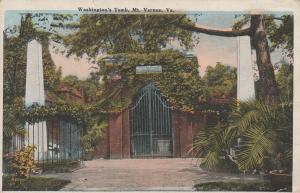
[40,160,80,173]
[3,97,26,153]
[266,15,293,59]
[194,180,283,191]
[3,174,70,191]
[3,98,25,141]
[192,99,292,172]
[61,75,79,87]
[203,63,237,99]
[81,121,107,151]
[96,50,204,112]
[60,74,103,103]
[20,102,91,126]
[11,145,39,178]
[62,14,194,57]
[276,63,293,102]
[191,122,239,172]
[3,36,27,104]
[233,14,293,60]
[3,14,62,104]
[19,102,107,151]
[233,100,292,171]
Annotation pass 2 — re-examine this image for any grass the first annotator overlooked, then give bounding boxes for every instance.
[2,174,70,191]
[194,180,292,192]
[39,160,81,173]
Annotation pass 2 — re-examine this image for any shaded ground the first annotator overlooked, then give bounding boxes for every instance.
[42,158,262,191]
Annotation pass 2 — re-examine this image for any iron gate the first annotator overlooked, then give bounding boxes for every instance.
[130,83,172,157]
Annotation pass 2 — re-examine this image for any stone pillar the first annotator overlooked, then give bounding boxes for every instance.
[25,40,48,161]
[237,36,255,101]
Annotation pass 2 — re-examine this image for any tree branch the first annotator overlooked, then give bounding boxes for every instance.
[177,23,251,37]
[264,17,284,21]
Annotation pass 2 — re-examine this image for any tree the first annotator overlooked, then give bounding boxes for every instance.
[58,14,292,100]
[276,62,293,102]
[61,75,79,87]
[178,15,293,100]
[203,63,237,99]
[3,14,63,150]
[3,14,62,104]
[61,14,194,58]
[266,15,293,60]
[11,13,293,100]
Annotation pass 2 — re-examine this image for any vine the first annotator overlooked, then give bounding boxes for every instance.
[97,50,205,113]
[18,102,92,127]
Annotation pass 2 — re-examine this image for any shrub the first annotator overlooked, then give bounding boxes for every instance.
[11,145,39,178]
[192,99,292,173]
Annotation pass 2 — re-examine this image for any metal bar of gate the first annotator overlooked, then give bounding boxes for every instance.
[144,89,147,156]
[59,119,61,162]
[57,118,60,163]
[62,121,65,161]
[27,123,29,147]
[69,122,72,160]
[148,88,153,156]
[42,120,44,168]
[38,123,40,163]
[33,123,35,164]
[47,122,49,163]
[141,90,143,156]
[51,120,54,164]
[130,84,173,157]
[136,98,139,156]
[163,100,166,136]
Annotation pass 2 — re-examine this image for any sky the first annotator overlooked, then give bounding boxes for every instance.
[5,10,287,79]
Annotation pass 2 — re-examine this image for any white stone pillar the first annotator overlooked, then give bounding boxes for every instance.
[25,40,48,161]
[237,36,255,101]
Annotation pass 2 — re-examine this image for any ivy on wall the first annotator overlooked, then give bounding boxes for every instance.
[18,102,93,126]
[97,50,205,113]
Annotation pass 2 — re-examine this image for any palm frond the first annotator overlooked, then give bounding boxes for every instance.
[201,151,221,170]
[237,126,275,171]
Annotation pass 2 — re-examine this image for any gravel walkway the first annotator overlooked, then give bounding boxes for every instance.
[41,158,262,191]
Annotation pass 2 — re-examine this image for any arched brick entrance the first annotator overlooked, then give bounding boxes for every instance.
[93,87,206,159]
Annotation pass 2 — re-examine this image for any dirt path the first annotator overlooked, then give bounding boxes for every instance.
[42,158,260,191]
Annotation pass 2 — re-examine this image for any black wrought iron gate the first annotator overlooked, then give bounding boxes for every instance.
[130,83,172,157]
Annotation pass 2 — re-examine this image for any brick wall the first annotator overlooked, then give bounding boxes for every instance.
[97,109,205,159]
[171,111,196,158]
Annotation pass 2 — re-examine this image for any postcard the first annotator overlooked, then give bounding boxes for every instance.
[0,0,299,192]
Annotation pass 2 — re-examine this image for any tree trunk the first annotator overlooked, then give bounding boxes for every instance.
[178,15,279,100]
[250,15,279,100]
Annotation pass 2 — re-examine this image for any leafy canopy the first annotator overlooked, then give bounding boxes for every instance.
[233,14,293,61]
[58,14,194,57]
[203,63,237,99]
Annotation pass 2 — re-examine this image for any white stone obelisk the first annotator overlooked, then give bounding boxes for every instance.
[237,36,255,101]
[25,40,48,161]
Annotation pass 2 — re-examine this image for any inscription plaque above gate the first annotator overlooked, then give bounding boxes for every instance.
[136,65,162,74]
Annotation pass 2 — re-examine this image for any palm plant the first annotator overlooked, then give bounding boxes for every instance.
[192,99,292,173]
